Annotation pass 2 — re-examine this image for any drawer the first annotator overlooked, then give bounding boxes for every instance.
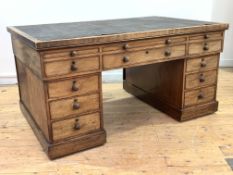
[42,47,99,60]
[48,74,99,98]
[186,55,219,73]
[103,45,186,70]
[184,86,216,107]
[188,40,222,56]
[189,32,223,41]
[102,36,186,53]
[185,70,217,90]
[50,93,100,120]
[44,56,100,77]
[52,112,101,141]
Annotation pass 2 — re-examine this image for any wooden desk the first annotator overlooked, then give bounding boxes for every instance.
[7,16,229,159]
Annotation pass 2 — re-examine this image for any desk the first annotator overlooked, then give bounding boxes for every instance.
[7,16,229,159]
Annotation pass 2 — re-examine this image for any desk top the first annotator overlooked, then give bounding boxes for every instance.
[7,16,228,50]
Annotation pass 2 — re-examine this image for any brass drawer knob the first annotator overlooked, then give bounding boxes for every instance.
[199,74,205,83]
[204,34,209,39]
[122,56,129,63]
[70,61,78,71]
[74,119,81,130]
[122,43,129,50]
[203,43,209,51]
[165,39,172,45]
[71,81,79,91]
[198,92,204,99]
[164,49,171,57]
[70,51,77,57]
[73,99,80,110]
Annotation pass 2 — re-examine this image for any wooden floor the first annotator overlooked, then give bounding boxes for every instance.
[0,68,233,175]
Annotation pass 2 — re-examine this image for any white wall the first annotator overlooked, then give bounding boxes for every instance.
[212,0,233,67]
[0,0,215,84]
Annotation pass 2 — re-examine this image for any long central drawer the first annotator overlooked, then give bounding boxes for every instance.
[102,45,186,70]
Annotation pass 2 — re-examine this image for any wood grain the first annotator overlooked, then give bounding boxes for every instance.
[184,86,216,107]
[44,56,100,78]
[47,74,99,99]
[49,93,100,120]
[103,44,186,70]
[185,70,217,89]
[186,54,219,73]
[0,68,233,174]
[52,112,101,141]
[188,40,222,55]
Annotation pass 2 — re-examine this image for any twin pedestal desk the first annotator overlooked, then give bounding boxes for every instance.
[7,16,229,159]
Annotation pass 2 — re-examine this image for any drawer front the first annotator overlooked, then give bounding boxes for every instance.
[189,32,223,41]
[186,55,219,73]
[44,56,100,77]
[188,40,222,56]
[102,36,186,52]
[185,70,217,89]
[52,112,101,141]
[184,86,216,107]
[48,74,99,98]
[50,93,100,120]
[42,47,99,60]
[103,45,186,70]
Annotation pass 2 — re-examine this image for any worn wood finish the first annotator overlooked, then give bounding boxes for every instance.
[7,16,228,49]
[44,56,100,78]
[186,54,219,73]
[16,60,50,140]
[188,40,222,55]
[49,93,100,120]
[185,70,217,89]
[103,44,186,70]
[52,112,101,141]
[184,86,216,107]
[47,74,99,99]
[8,16,228,159]
[1,70,233,174]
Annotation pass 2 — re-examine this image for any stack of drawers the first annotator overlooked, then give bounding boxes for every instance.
[182,32,223,119]
[41,47,104,144]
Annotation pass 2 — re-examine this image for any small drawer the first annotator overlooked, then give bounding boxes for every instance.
[184,86,216,107]
[186,55,219,73]
[50,93,100,120]
[52,112,101,141]
[185,70,217,89]
[103,45,186,70]
[188,40,222,56]
[189,32,223,41]
[102,36,186,52]
[48,74,99,98]
[42,47,99,60]
[44,56,100,77]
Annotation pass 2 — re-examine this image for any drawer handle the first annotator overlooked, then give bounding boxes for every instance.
[199,74,205,83]
[200,62,207,68]
[70,51,77,57]
[164,49,171,57]
[203,43,209,51]
[122,56,129,63]
[70,61,78,71]
[198,92,204,99]
[165,39,172,45]
[74,119,81,130]
[204,34,209,39]
[122,43,129,50]
[72,81,79,91]
[73,99,80,110]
